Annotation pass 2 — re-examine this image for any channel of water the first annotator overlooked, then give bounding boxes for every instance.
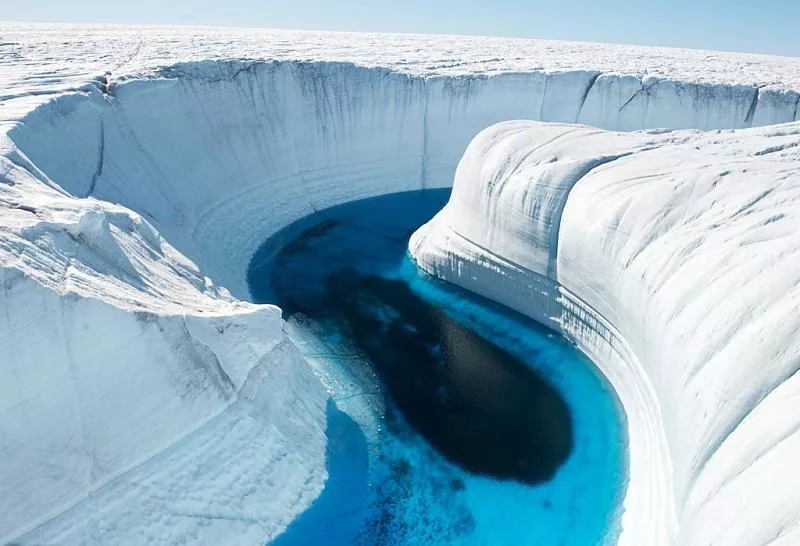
[247,189,627,545]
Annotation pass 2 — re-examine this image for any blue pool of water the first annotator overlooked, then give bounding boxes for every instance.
[248,190,627,545]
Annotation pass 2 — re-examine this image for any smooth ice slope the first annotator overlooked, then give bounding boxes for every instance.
[411,121,800,546]
[2,23,800,545]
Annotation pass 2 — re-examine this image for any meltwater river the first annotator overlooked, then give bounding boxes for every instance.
[247,189,626,545]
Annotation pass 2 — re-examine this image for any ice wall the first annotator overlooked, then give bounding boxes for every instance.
[0,136,329,543]
[9,60,800,301]
[410,121,800,546]
[2,52,800,545]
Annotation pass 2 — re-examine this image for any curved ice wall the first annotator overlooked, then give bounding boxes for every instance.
[410,121,800,546]
[10,60,800,298]
[2,52,800,545]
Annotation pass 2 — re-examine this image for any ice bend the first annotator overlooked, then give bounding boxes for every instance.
[2,24,800,545]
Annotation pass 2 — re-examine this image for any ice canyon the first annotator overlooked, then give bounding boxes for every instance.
[2,23,800,546]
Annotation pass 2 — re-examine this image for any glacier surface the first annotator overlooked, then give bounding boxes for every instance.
[1,22,800,545]
[411,121,800,546]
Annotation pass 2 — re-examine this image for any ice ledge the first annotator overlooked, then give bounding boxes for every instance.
[7,59,800,305]
[410,120,800,546]
[0,133,326,543]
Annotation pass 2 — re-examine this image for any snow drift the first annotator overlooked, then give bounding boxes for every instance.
[3,24,800,545]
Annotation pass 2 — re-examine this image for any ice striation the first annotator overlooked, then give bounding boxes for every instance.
[1,23,800,545]
[410,121,800,546]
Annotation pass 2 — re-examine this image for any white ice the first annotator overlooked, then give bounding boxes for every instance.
[411,121,800,546]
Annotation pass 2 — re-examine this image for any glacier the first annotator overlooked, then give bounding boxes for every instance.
[2,22,800,545]
[411,119,800,545]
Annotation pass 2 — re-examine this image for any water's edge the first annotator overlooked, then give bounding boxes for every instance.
[249,189,627,545]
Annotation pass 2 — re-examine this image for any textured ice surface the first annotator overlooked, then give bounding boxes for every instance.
[410,120,800,546]
[16,340,329,546]
[2,22,800,545]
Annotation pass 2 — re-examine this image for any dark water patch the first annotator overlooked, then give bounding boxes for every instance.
[248,190,451,310]
[250,190,573,484]
[329,271,572,483]
[249,190,626,545]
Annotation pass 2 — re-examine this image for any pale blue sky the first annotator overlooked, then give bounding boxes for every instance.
[6,0,799,57]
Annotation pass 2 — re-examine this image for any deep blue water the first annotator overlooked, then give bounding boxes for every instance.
[248,190,627,545]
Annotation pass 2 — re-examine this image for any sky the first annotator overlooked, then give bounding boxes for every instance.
[5,0,799,57]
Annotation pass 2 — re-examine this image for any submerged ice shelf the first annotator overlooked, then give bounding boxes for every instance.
[2,22,800,546]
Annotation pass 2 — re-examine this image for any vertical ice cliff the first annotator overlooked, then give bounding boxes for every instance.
[3,24,800,545]
[9,60,800,300]
[0,135,329,543]
[410,120,800,546]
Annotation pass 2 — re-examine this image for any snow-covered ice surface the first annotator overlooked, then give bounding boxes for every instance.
[1,22,800,545]
[3,22,800,143]
[411,121,800,546]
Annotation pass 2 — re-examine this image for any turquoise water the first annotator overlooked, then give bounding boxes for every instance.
[248,190,627,545]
